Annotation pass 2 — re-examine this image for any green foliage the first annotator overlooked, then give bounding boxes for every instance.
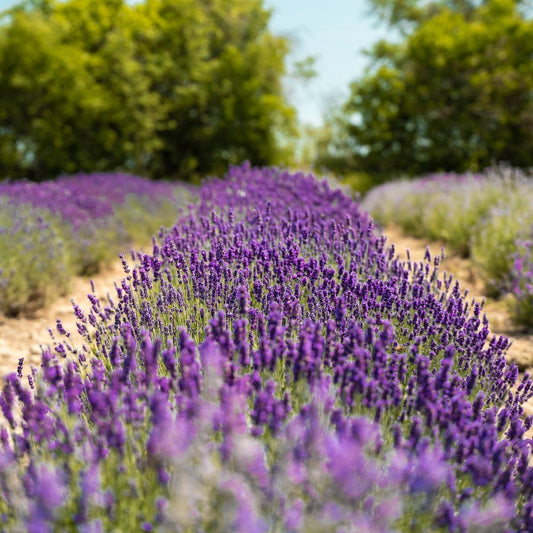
[336,171,380,196]
[367,0,532,30]
[0,0,295,181]
[330,0,533,178]
[307,99,391,194]
[365,0,530,32]
[292,56,318,81]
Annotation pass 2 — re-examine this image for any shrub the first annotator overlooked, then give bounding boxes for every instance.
[470,194,533,297]
[0,173,190,314]
[508,236,533,329]
[362,168,533,297]
[0,200,71,315]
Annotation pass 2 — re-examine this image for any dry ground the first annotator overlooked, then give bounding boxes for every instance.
[0,258,126,379]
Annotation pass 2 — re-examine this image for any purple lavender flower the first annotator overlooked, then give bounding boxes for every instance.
[0,163,530,531]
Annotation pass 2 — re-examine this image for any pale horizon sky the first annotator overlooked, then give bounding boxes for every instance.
[0,0,394,126]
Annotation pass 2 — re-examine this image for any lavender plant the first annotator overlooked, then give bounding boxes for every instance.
[362,168,533,300]
[0,173,190,314]
[1,163,532,531]
[0,200,71,315]
[508,237,533,329]
[470,191,533,297]
[361,170,528,256]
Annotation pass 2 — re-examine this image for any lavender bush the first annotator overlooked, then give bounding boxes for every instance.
[0,200,70,315]
[470,193,533,298]
[0,173,190,315]
[509,237,533,329]
[1,163,532,531]
[361,168,533,260]
[362,167,533,319]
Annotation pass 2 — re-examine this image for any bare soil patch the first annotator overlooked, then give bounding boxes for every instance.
[0,257,127,379]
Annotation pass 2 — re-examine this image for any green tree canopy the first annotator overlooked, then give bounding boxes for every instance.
[326,0,533,178]
[0,0,296,180]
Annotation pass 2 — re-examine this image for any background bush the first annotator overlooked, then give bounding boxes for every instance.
[361,167,533,327]
[509,236,533,328]
[0,200,71,315]
[0,173,192,315]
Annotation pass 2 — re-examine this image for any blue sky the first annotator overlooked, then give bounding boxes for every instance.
[266,0,393,126]
[0,0,393,126]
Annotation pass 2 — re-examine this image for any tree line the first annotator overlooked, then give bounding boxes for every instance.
[0,0,296,181]
[1,0,531,182]
[317,0,533,179]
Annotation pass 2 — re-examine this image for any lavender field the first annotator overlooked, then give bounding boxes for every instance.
[0,173,190,316]
[363,168,533,330]
[1,163,532,531]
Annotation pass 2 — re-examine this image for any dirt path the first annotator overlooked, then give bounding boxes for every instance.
[0,255,130,379]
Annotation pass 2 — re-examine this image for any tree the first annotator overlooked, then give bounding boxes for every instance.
[0,0,295,181]
[367,0,532,33]
[333,0,533,178]
[136,0,296,179]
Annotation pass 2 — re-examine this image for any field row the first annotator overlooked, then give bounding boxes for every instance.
[0,173,193,316]
[362,167,533,329]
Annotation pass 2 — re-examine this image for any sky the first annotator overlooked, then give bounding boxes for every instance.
[0,0,394,127]
[265,0,394,126]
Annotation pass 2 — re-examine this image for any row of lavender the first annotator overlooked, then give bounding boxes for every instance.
[362,167,533,328]
[1,163,532,531]
[0,173,190,316]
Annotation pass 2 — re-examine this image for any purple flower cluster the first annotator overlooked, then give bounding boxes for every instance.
[0,163,532,531]
[0,173,178,232]
[0,172,187,313]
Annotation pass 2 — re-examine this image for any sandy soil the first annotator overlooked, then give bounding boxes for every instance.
[0,257,128,380]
